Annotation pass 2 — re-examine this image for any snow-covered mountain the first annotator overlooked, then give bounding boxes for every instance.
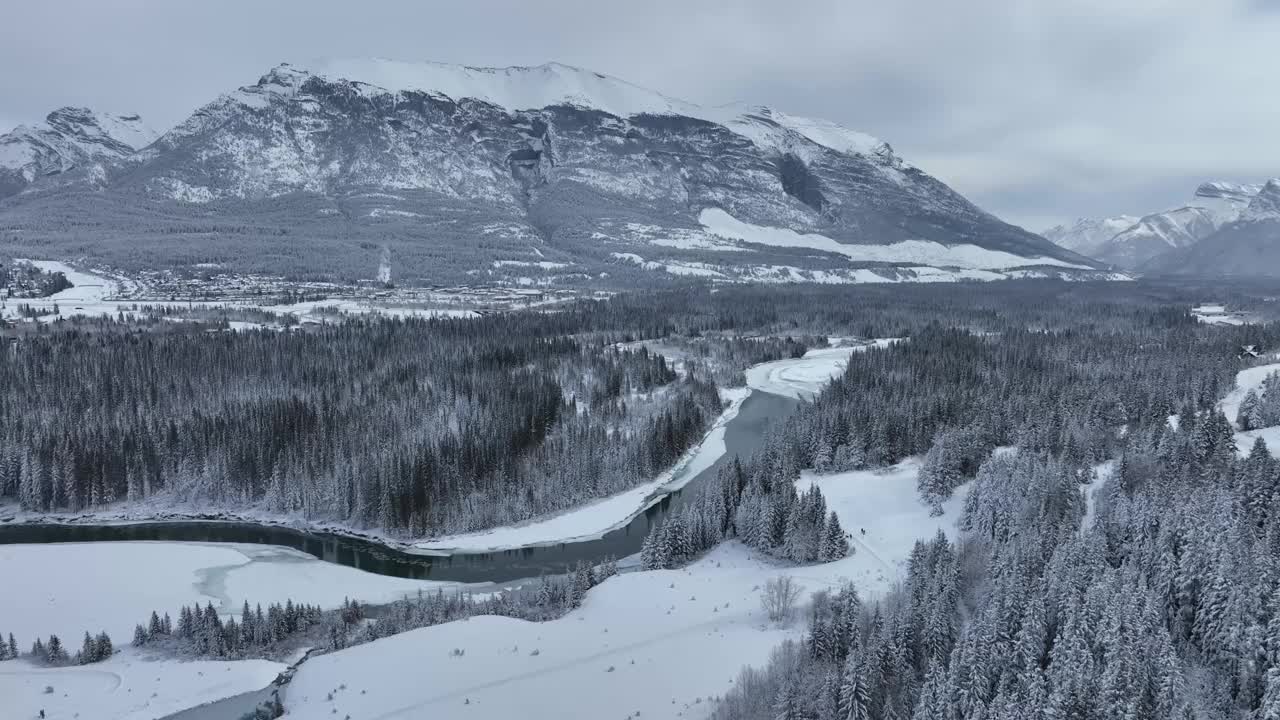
[0,107,157,199]
[1146,180,1280,276]
[1043,216,1139,256]
[1044,182,1263,269]
[0,60,1099,285]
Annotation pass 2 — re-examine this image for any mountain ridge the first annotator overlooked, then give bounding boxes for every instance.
[0,59,1100,286]
[0,107,157,198]
[1143,179,1280,277]
[1043,181,1264,269]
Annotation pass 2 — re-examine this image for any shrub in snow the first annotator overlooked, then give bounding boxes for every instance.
[761,576,801,624]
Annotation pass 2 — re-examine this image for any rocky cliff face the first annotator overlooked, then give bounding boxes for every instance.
[0,61,1097,285]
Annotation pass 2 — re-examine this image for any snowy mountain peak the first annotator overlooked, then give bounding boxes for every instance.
[1241,179,1280,222]
[1196,180,1265,202]
[1042,215,1139,256]
[0,106,156,197]
[242,59,893,163]
[1045,180,1269,269]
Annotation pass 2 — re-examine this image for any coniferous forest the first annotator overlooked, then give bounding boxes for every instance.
[7,278,1280,719]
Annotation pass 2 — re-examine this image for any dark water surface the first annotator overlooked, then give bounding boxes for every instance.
[0,391,797,584]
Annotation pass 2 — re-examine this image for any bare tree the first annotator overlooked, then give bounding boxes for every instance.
[761,576,802,624]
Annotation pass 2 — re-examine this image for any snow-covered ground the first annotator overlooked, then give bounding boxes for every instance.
[1221,362,1280,428]
[0,649,283,720]
[285,456,966,720]
[745,339,895,399]
[1192,304,1249,325]
[796,460,969,595]
[1081,460,1117,532]
[0,542,455,644]
[415,387,750,553]
[1215,362,1280,455]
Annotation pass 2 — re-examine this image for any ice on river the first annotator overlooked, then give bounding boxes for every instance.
[0,649,283,720]
[0,541,455,644]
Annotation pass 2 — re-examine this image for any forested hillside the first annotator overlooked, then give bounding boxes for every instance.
[609,286,1280,719]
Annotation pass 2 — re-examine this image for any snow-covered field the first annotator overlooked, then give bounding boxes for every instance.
[285,455,966,720]
[1192,304,1249,325]
[0,542,454,644]
[1221,362,1280,428]
[745,339,895,399]
[414,388,750,553]
[0,649,283,720]
[796,460,969,595]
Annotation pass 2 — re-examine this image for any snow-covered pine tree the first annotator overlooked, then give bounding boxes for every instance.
[46,634,67,665]
[95,632,113,660]
[820,511,850,561]
[839,651,871,720]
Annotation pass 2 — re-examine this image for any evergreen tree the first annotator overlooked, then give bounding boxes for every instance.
[46,634,67,665]
[820,511,850,561]
[839,652,871,720]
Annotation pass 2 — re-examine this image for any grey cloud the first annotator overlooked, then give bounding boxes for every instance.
[1,0,1275,229]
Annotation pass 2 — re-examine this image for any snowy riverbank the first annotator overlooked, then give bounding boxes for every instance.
[284,455,965,720]
[413,387,751,553]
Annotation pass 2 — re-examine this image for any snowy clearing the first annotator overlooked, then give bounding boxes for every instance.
[1192,304,1249,325]
[796,460,970,596]
[700,209,1088,270]
[1081,460,1117,532]
[0,542,454,643]
[0,649,283,720]
[287,454,967,720]
[1221,363,1280,428]
[413,387,750,553]
[745,339,896,399]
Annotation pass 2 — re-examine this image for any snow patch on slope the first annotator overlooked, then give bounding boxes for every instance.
[311,58,701,119]
[701,208,1088,270]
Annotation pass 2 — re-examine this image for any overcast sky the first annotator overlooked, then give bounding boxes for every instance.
[2,0,1276,230]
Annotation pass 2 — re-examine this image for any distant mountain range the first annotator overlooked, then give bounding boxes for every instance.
[0,107,157,198]
[1144,180,1280,276]
[1,60,1104,286]
[1044,181,1280,276]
